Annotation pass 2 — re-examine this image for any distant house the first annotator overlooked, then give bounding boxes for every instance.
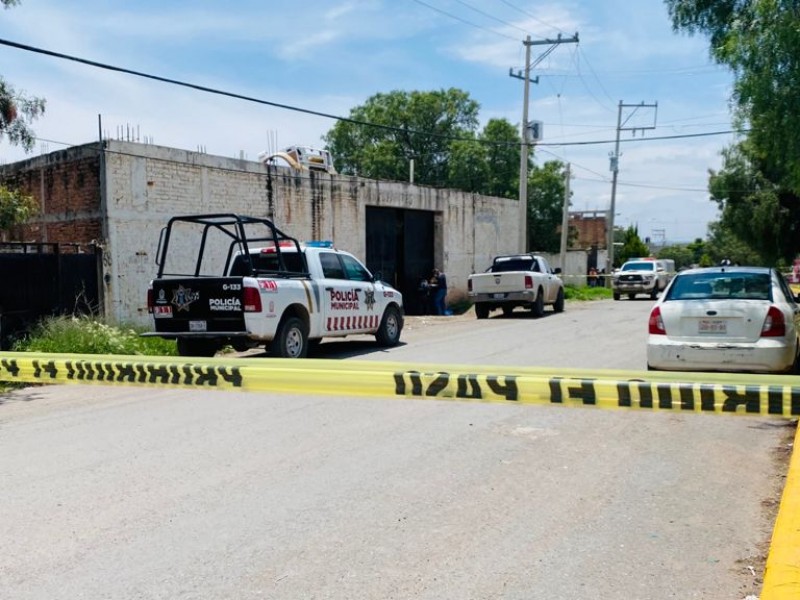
[569,210,608,250]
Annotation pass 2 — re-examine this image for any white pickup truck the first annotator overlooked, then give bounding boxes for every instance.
[611,258,675,300]
[143,214,404,358]
[467,253,565,319]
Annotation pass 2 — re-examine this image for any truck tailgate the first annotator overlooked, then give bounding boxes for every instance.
[471,272,530,294]
[151,277,248,334]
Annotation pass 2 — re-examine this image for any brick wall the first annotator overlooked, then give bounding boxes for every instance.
[569,213,607,249]
[0,145,103,245]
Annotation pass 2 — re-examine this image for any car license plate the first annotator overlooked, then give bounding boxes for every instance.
[698,319,726,334]
[189,320,207,332]
[493,293,505,299]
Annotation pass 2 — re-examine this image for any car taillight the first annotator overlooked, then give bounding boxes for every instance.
[468,279,472,292]
[243,286,262,312]
[147,288,154,313]
[761,306,786,337]
[525,275,533,289]
[649,306,666,335]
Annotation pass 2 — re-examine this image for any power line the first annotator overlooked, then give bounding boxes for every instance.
[450,0,530,36]
[574,47,617,112]
[494,0,566,34]
[409,0,517,40]
[538,128,745,147]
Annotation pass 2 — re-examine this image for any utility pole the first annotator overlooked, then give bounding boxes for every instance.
[559,163,571,273]
[510,33,578,253]
[607,100,658,276]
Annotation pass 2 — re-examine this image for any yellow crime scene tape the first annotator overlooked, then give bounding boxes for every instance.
[1,351,799,418]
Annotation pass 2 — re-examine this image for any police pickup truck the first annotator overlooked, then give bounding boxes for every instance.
[143,214,404,358]
[467,253,565,319]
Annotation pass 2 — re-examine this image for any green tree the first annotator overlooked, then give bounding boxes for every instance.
[704,220,764,266]
[666,0,800,187]
[323,89,480,186]
[617,225,650,266]
[480,118,520,199]
[322,90,524,197]
[0,186,37,238]
[447,135,489,193]
[528,160,569,253]
[686,237,707,265]
[665,0,800,261]
[657,244,695,270]
[1,1,46,152]
[707,142,799,264]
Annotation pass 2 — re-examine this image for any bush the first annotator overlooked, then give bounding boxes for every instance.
[564,284,613,301]
[12,315,178,356]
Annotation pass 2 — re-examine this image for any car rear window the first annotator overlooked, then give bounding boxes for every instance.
[492,258,536,272]
[665,272,772,301]
[230,251,306,275]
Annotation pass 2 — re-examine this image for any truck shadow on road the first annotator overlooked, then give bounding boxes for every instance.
[482,310,561,319]
[238,340,410,360]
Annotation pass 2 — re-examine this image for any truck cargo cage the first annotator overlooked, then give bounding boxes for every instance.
[154,214,310,279]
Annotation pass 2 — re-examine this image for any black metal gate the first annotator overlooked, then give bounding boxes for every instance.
[365,207,434,315]
[0,243,101,349]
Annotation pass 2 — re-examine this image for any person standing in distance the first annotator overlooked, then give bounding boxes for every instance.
[431,268,448,315]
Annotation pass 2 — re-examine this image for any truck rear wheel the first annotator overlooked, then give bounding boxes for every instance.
[553,288,565,313]
[376,306,402,346]
[272,316,308,358]
[530,289,545,318]
[177,338,219,357]
[475,303,489,319]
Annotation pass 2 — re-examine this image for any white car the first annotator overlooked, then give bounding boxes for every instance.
[647,266,800,374]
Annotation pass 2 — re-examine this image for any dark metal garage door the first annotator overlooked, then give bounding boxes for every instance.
[365,207,434,315]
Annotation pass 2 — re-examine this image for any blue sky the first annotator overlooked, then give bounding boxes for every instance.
[1,0,737,243]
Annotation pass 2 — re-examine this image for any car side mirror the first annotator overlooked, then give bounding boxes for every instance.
[553,267,562,274]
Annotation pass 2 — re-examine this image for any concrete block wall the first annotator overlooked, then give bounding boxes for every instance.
[4,140,522,325]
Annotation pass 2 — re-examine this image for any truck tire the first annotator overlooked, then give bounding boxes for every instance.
[553,288,565,313]
[650,288,659,300]
[272,316,308,358]
[177,338,219,357]
[530,289,545,318]
[475,303,489,319]
[613,292,620,301]
[376,305,402,346]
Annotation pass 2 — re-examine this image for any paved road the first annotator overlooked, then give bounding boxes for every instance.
[0,299,789,599]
